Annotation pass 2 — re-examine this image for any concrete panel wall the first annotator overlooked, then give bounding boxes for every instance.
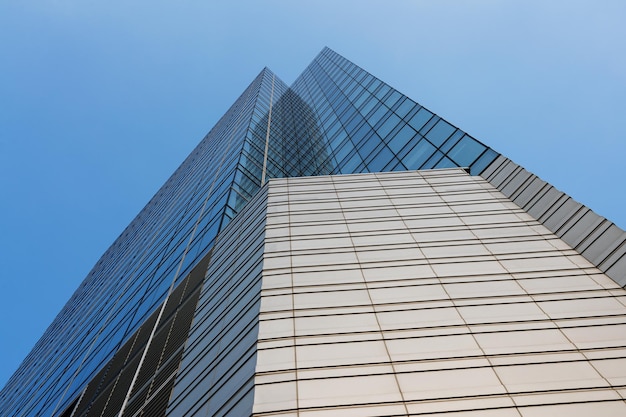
[254,169,626,416]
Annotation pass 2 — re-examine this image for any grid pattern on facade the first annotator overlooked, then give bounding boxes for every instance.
[290,48,499,177]
[58,249,209,417]
[3,47,626,417]
[482,155,626,287]
[0,72,267,415]
[0,48,504,417]
[0,68,274,417]
[255,169,626,416]
[165,187,269,417]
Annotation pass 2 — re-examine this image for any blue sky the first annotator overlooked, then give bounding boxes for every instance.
[1,1,624,387]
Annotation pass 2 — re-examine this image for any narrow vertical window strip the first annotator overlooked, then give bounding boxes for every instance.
[261,73,275,185]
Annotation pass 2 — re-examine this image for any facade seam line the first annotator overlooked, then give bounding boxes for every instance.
[261,73,275,185]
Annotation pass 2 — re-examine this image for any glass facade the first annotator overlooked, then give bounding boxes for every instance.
[290,48,498,177]
[0,68,276,417]
[4,46,622,417]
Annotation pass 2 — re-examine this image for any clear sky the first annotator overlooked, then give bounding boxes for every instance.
[1,0,624,388]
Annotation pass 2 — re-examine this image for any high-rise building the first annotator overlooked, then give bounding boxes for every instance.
[2,47,626,417]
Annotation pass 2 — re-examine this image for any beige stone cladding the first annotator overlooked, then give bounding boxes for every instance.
[254,168,626,416]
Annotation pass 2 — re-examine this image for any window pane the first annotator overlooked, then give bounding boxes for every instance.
[426,119,455,146]
[387,124,417,154]
[401,139,437,169]
[408,107,433,131]
[448,135,487,167]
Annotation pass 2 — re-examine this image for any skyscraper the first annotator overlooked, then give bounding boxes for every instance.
[2,47,625,416]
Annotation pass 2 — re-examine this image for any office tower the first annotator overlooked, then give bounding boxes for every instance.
[2,47,626,416]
